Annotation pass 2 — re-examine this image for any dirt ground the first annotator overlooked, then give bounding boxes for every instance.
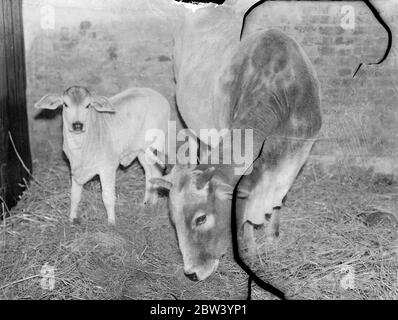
[0,146,397,300]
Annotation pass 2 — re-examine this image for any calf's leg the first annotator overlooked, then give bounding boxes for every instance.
[138,153,162,205]
[99,168,117,225]
[70,177,83,224]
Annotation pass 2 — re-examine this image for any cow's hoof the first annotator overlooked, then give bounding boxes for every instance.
[239,239,257,256]
[245,244,258,257]
[108,219,116,226]
[265,230,280,244]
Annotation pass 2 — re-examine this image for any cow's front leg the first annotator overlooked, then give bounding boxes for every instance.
[70,177,83,224]
[240,221,257,256]
[138,153,162,205]
[265,207,280,243]
[99,168,117,225]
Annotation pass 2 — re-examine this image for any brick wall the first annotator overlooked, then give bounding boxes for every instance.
[23,0,177,159]
[243,0,398,166]
[23,0,398,173]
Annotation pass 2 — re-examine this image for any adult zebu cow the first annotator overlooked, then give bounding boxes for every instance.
[152,2,322,281]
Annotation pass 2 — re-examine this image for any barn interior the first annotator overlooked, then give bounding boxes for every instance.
[0,0,397,299]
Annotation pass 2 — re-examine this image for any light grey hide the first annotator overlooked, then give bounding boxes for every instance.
[35,86,170,225]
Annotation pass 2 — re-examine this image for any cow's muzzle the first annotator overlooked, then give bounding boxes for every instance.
[183,259,220,281]
[184,272,198,282]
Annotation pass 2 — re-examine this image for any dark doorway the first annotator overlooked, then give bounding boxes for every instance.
[0,0,32,213]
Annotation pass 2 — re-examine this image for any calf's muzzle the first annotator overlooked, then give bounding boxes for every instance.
[72,121,84,132]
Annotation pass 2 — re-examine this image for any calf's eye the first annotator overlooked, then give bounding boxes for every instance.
[63,103,68,108]
[195,214,207,226]
[86,104,91,109]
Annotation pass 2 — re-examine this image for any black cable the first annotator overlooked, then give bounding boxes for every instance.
[247,277,253,300]
[240,0,268,40]
[233,0,393,300]
[352,0,392,77]
[231,140,286,300]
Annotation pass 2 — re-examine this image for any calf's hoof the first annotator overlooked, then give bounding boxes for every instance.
[70,217,82,225]
[143,194,158,207]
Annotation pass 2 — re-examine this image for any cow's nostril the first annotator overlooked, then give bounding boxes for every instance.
[184,272,198,282]
[72,122,83,131]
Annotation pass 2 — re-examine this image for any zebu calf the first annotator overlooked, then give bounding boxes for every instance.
[35,86,170,225]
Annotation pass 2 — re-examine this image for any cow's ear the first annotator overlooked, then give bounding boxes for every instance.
[215,182,250,200]
[150,177,173,191]
[34,94,63,110]
[194,167,216,190]
[91,96,116,113]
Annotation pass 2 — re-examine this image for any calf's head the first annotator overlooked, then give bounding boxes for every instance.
[35,86,115,134]
[151,165,248,281]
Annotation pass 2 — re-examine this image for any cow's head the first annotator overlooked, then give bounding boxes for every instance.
[151,165,248,281]
[35,86,115,134]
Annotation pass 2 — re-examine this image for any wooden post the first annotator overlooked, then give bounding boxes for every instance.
[0,0,32,211]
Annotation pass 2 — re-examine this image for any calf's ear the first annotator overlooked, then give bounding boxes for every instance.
[34,94,63,110]
[150,177,173,191]
[92,96,116,113]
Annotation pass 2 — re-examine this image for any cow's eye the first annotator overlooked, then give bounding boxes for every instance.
[63,103,68,108]
[86,104,91,109]
[195,214,207,226]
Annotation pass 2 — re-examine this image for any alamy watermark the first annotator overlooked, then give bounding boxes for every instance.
[144,121,254,176]
[340,5,356,30]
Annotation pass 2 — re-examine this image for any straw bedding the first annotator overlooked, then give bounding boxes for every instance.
[0,147,397,300]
